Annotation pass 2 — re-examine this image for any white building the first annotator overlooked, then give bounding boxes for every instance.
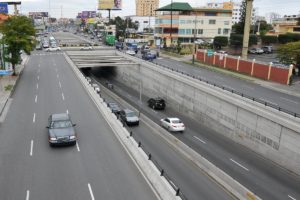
[125,15,156,33]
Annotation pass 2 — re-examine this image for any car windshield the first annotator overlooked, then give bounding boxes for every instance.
[126,112,136,117]
[171,119,182,124]
[51,120,72,128]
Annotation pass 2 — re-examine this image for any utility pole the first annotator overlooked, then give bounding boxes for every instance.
[192,15,197,64]
[241,0,254,59]
[170,0,173,45]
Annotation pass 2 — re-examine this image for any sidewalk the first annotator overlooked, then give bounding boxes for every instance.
[0,56,28,120]
[160,52,300,98]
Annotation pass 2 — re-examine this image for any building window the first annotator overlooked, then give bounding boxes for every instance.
[294,27,300,32]
[223,28,230,35]
[186,29,191,34]
[143,21,148,23]
[180,20,186,24]
[224,21,230,25]
[218,28,221,34]
[178,29,186,34]
[209,19,216,24]
[198,29,203,34]
[186,20,192,24]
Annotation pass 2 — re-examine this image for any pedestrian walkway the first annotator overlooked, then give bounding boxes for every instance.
[160,52,300,98]
[0,56,27,120]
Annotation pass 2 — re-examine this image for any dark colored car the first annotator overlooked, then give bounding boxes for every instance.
[119,109,139,126]
[148,98,166,110]
[142,52,157,61]
[107,102,121,115]
[47,113,77,146]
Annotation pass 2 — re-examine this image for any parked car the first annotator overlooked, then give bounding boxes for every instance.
[119,109,139,126]
[141,45,150,54]
[42,42,49,48]
[107,102,121,115]
[248,48,264,54]
[126,49,136,56]
[147,98,166,110]
[160,117,185,133]
[91,83,100,93]
[142,52,157,61]
[45,46,61,52]
[36,44,42,50]
[80,45,93,50]
[46,113,77,146]
[262,46,273,54]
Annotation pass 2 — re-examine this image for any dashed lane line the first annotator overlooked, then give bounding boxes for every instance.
[230,158,249,171]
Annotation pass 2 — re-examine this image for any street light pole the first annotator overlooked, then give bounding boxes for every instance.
[170,0,173,45]
[192,15,197,64]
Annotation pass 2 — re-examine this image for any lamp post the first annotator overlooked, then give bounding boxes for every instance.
[170,0,173,45]
[192,15,197,64]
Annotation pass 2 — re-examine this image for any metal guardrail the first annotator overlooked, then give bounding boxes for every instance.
[121,51,300,118]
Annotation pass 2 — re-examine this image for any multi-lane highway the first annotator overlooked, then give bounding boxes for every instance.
[0,51,158,200]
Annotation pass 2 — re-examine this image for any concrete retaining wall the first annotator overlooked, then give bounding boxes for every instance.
[115,51,300,176]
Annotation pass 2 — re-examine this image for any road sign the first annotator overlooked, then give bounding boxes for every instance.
[0,3,8,14]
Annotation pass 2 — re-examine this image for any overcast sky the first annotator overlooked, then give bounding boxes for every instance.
[3,0,300,18]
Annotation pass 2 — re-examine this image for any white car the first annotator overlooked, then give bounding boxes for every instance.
[45,47,61,52]
[126,50,136,56]
[80,46,93,50]
[160,117,185,132]
[91,83,100,93]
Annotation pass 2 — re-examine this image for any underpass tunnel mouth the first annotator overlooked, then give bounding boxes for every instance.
[80,66,117,79]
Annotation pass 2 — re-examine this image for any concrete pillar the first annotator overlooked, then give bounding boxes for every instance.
[241,0,254,59]
[204,50,207,63]
[213,52,216,65]
[250,59,255,76]
[224,54,228,68]
[288,64,294,85]
[267,62,272,80]
[237,56,241,71]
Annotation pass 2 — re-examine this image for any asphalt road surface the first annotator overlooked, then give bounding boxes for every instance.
[0,51,158,200]
[89,71,300,200]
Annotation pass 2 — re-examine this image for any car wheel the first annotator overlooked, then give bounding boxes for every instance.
[167,126,171,132]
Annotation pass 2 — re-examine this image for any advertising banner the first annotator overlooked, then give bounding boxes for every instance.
[29,12,48,19]
[81,11,96,19]
[98,0,122,10]
[0,3,8,14]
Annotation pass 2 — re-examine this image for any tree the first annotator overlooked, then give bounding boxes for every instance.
[261,35,278,44]
[108,17,138,40]
[0,15,36,75]
[230,33,257,48]
[257,20,273,36]
[277,41,300,65]
[213,36,228,49]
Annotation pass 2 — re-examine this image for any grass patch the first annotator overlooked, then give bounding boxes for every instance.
[4,84,13,91]
[160,50,184,58]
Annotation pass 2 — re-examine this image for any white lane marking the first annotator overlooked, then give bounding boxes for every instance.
[193,136,206,144]
[36,83,38,89]
[30,140,33,156]
[288,195,297,200]
[66,109,69,114]
[280,97,299,105]
[35,95,38,103]
[88,183,95,200]
[62,93,65,101]
[259,98,278,106]
[230,158,249,171]
[76,142,80,152]
[26,190,30,200]
[37,76,39,80]
[32,113,36,123]
[59,81,62,88]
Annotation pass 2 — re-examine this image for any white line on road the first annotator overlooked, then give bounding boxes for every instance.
[62,93,65,100]
[66,109,69,114]
[32,113,36,123]
[26,190,30,200]
[30,140,33,156]
[76,142,80,152]
[59,81,62,88]
[259,98,278,106]
[230,158,249,171]
[288,195,297,200]
[280,97,299,105]
[88,183,95,200]
[36,84,38,90]
[37,76,39,80]
[35,95,38,103]
[193,136,206,144]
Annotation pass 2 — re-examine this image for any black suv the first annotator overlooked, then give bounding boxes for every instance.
[107,102,121,115]
[147,98,166,110]
[46,113,77,146]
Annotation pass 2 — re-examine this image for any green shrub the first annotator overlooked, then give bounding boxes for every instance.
[261,35,278,44]
[278,33,300,44]
[4,84,13,91]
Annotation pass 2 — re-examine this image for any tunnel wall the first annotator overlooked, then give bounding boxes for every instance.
[114,52,300,175]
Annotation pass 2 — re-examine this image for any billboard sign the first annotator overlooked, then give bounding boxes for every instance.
[98,0,121,10]
[0,3,8,14]
[29,12,48,19]
[81,11,96,19]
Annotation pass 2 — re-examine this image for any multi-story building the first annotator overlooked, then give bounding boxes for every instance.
[272,14,300,35]
[125,15,156,33]
[136,0,159,16]
[206,1,257,25]
[155,2,232,45]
